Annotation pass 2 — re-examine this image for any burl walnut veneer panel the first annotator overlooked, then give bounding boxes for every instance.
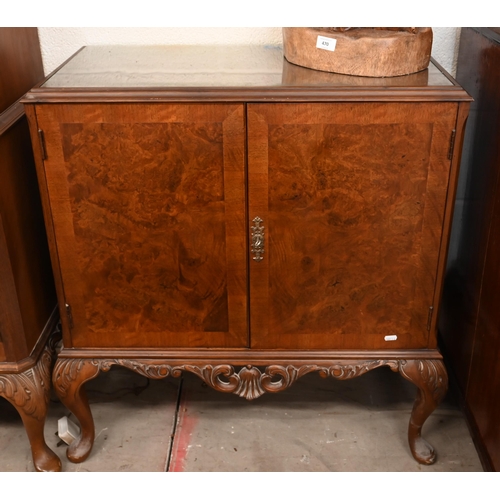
[35,103,247,348]
[248,103,458,350]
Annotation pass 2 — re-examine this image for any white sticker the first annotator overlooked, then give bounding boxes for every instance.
[316,35,337,52]
[384,335,398,341]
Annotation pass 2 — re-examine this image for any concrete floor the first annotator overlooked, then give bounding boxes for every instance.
[0,365,483,472]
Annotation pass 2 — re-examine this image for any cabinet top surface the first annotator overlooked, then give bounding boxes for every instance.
[26,45,471,102]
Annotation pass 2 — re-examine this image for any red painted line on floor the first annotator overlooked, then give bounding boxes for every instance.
[168,391,198,472]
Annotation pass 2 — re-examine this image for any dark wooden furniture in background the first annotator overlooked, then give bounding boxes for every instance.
[0,28,45,114]
[23,45,470,467]
[439,27,500,472]
[0,28,60,472]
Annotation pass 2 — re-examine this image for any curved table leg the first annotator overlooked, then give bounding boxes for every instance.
[17,404,61,472]
[52,359,101,463]
[0,344,61,472]
[398,359,448,465]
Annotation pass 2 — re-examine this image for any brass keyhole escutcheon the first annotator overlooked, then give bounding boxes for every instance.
[251,217,265,261]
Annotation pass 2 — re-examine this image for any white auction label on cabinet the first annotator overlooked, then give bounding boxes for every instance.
[384,335,398,341]
[316,35,337,51]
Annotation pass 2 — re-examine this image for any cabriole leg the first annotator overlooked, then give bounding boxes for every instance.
[52,359,101,463]
[0,344,61,472]
[398,359,448,465]
[17,404,61,472]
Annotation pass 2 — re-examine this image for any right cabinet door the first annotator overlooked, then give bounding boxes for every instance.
[247,103,458,350]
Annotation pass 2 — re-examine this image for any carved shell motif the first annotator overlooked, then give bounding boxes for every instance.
[234,366,265,399]
[183,364,319,400]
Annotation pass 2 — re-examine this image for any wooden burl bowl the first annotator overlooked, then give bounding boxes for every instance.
[282,27,433,77]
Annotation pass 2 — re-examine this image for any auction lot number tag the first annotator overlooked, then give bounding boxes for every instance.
[316,35,337,51]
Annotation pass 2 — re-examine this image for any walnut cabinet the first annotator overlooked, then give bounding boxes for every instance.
[23,45,471,467]
[0,27,60,473]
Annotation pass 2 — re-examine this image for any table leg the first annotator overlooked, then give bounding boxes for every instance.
[398,359,448,465]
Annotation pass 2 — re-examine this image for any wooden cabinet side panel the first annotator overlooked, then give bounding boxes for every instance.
[466,181,500,470]
[0,28,44,114]
[443,28,500,472]
[248,103,457,350]
[429,102,470,348]
[0,213,27,360]
[36,103,248,348]
[439,28,500,393]
[0,113,56,360]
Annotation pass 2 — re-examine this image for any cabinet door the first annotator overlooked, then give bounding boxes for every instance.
[36,104,247,348]
[248,103,458,350]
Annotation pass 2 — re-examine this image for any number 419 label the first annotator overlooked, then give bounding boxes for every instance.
[316,35,337,52]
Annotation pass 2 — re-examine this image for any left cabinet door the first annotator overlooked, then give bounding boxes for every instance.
[35,103,248,348]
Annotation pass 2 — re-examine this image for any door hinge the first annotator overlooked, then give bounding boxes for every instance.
[65,303,74,329]
[447,129,456,160]
[37,129,47,160]
[426,306,434,331]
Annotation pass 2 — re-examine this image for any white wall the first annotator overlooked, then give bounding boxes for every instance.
[38,27,461,77]
[431,27,461,75]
